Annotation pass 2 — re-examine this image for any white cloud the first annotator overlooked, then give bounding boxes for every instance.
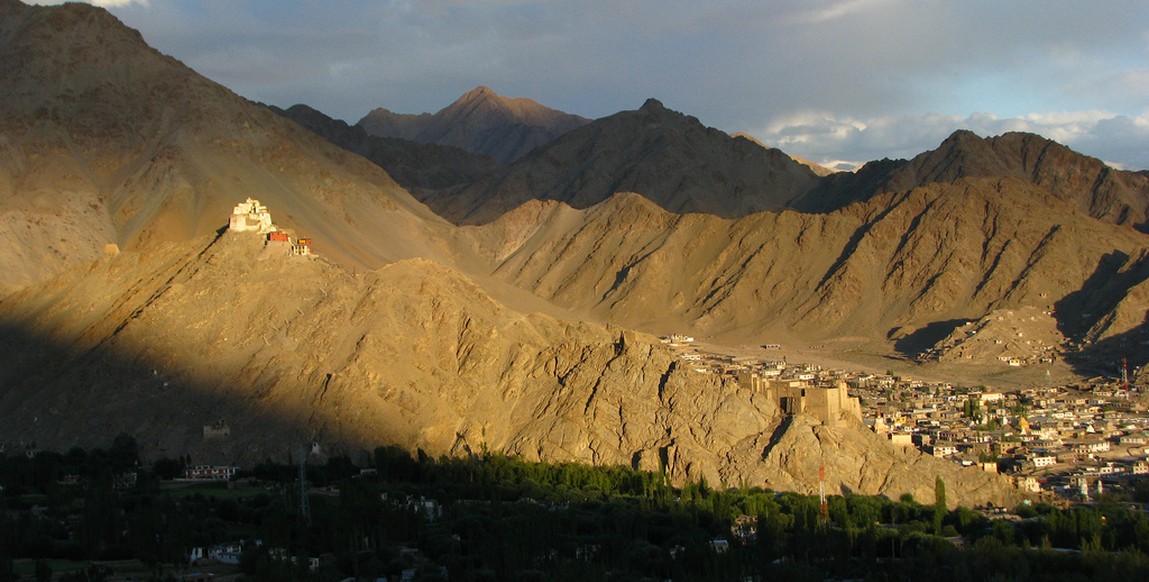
[793,0,902,24]
[755,111,1149,171]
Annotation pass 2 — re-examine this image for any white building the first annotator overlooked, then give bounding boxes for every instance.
[229,198,276,234]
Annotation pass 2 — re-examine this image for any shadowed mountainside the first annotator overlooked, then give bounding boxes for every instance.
[363,94,1149,230]
[876,130,1149,231]
[357,86,589,164]
[269,103,502,195]
[421,98,824,224]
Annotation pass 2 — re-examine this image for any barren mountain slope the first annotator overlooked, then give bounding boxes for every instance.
[478,180,1149,362]
[0,0,460,294]
[0,229,1017,506]
[270,103,501,194]
[423,99,822,224]
[358,86,589,164]
[817,130,1149,228]
[899,131,1149,229]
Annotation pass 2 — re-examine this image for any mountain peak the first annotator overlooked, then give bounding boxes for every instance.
[358,87,589,163]
[460,85,498,101]
[640,98,667,112]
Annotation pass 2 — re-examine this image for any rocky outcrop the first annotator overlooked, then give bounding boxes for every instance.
[357,86,589,164]
[739,414,1019,508]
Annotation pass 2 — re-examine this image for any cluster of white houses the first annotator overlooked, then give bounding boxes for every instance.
[858,377,1149,501]
[664,338,1149,501]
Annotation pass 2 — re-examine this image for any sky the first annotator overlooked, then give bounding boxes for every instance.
[31,0,1149,171]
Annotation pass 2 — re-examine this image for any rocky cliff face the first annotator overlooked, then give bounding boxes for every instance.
[357,86,589,164]
[0,229,1018,506]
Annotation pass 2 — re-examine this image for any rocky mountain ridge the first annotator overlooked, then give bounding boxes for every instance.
[357,86,589,164]
[358,89,1149,233]
[874,130,1149,230]
[270,103,501,195]
[422,98,824,224]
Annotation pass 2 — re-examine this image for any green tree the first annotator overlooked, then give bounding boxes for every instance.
[151,457,184,480]
[934,476,947,535]
[109,433,140,472]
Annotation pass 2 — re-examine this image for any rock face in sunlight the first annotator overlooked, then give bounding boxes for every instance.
[473,182,1149,352]
[0,226,1017,506]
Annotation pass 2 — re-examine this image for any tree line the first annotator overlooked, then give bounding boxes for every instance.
[3,437,1149,580]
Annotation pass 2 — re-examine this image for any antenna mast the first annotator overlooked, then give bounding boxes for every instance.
[1122,357,1130,391]
[819,463,827,523]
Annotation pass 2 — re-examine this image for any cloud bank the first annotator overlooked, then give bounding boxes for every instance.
[28,0,1149,170]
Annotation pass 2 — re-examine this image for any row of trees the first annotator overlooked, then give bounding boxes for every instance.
[4,440,1149,580]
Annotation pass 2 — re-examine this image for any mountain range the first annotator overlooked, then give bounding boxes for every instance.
[3,0,1147,505]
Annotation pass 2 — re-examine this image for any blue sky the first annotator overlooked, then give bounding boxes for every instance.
[33,0,1149,170]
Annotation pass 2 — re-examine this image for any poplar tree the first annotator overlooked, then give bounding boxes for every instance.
[933,476,947,535]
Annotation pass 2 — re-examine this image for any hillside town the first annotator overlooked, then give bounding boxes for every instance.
[664,335,1149,504]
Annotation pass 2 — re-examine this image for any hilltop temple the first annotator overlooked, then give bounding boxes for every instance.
[228,198,311,256]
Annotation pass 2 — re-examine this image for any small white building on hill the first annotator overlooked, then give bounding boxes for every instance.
[229,198,276,234]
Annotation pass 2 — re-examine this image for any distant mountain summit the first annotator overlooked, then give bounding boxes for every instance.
[796,130,1149,225]
[421,98,823,224]
[356,86,589,163]
[886,130,1149,230]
